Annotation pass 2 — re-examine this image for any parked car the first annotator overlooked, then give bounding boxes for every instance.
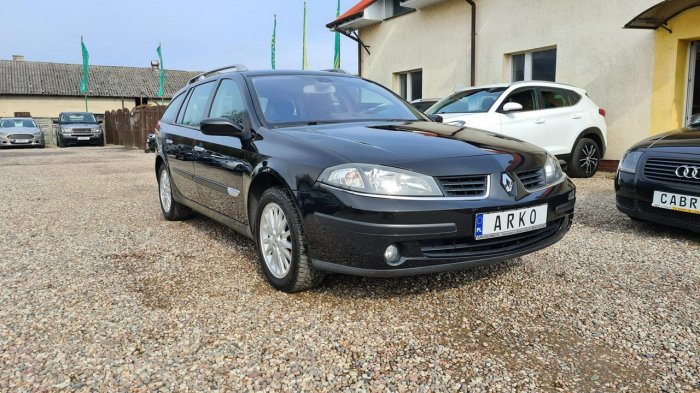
[410,98,439,113]
[425,81,607,178]
[155,67,576,292]
[615,114,700,232]
[145,133,156,153]
[0,117,45,148]
[53,112,104,147]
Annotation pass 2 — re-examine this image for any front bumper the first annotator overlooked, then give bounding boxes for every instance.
[59,133,103,144]
[0,136,44,147]
[615,170,700,232]
[298,177,576,276]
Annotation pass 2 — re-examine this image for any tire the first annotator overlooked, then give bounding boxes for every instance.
[567,138,601,178]
[57,135,65,148]
[255,187,324,292]
[157,165,191,221]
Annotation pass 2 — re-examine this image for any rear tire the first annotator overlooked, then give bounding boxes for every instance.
[568,138,600,178]
[157,165,191,221]
[255,187,324,292]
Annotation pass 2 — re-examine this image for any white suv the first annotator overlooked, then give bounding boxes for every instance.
[426,81,607,178]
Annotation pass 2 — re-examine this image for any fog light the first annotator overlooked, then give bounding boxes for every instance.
[568,189,576,201]
[384,244,400,264]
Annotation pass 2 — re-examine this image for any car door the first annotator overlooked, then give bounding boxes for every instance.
[192,78,253,224]
[160,89,201,203]
[535,87,578,155]
[497,87,552,151]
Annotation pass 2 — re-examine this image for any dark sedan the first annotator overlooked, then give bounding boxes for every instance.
[616,115,700,232]
[155,68,576,292]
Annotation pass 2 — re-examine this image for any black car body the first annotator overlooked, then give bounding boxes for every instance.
[0,117,45,148]
[155,68,576,292]
[615,117,700,232]
[54,112,104,147]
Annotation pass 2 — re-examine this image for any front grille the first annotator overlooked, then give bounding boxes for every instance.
[420,219,563,258]
[436,175,488,197]
[8,134,34,139]
[616,196,635,209]
[644,157,700,186]
[71,128,94,135]
[639,202,700,224]
[517,168,545,190]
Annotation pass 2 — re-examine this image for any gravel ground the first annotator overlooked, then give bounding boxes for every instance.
[1,146,699,392]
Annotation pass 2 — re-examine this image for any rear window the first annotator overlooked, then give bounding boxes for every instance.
[161,92,187,123]
[565,89,582,105]
[180,82,215,127]
[540,89,570,109]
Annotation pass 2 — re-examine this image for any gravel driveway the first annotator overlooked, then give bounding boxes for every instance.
[1,146,699,392]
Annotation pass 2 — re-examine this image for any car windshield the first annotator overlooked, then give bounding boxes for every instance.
[428,87,507,114]
[250,74,424,127]
[1,119,37,128]
[60,113,97,123]
[690,114,700,127]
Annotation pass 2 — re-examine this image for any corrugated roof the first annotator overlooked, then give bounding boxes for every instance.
[0,59,199,98]
[326,0,377,28]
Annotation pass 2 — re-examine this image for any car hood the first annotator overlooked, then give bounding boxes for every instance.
[0,127,40,133]
[280,121,548,175]
[632,126,700,153]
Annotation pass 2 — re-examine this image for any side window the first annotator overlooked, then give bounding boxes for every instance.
[180,82,215,127]
[565,89,582,105]
[209,79,247,126]
[503,89,537,111]
[541,89,570,109]
[161,92,187,123]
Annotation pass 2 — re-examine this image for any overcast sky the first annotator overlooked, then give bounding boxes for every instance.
[0,0,358,73]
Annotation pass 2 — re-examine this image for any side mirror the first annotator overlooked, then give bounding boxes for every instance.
[52,119,60,124]
[98,119,104,124]
[200,117,252,141]
[428,114,443,123]
[502,102,524,113]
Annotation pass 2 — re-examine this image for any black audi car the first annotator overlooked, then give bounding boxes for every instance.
[616,115,700,232]
[155,66,576,292]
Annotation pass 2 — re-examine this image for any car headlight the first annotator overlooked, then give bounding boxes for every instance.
[0,132,6,138]
[544,154,565,185]
[618,150,644,174]
[446,120,466,126]
[61,127,72,133]
[319,164,443,197]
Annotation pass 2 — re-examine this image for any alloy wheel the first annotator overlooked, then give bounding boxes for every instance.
[259,202,293,279]
[579,143,599,175]
[159,169,172,213]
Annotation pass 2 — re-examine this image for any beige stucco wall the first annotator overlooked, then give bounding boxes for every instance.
[357,0,662,159]
[0,96,136,118]
[359,0,471,99]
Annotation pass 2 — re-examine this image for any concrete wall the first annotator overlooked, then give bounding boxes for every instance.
[356,0,663,159]
[359,0,471,99]
[0,95,132,118]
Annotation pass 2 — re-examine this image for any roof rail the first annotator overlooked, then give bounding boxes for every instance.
[188,64,249,84]
[321,68,350,74]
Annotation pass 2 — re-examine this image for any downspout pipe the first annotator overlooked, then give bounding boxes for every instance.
[465,0,476,86]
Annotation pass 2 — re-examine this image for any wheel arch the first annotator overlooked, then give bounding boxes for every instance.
[247,168,294,233]
[572,127,606,158]
[155,154,166,181]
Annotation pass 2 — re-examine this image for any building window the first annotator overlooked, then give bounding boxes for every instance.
[384,0,413,19]
[511,48,557,82]
[396,69,422,101]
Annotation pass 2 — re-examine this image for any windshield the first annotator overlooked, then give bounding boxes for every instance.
[250,75,424,127]
[428,87,507,114]
[60,113,97,123]
[691,113,700,127]
[1,119,37,128]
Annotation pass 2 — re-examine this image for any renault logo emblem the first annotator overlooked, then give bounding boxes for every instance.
[675,166,700,179]
[501,173,515,193]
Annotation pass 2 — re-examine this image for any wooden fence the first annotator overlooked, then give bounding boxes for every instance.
[104,106,166,149]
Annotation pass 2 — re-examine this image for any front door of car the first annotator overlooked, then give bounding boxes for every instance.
[193,78,252,224]
[497,88,552,151]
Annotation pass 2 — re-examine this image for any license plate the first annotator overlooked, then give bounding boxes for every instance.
[77,136,90,141]
[13,139,30,143]
[652,191,700,215]
[475,204,548,240]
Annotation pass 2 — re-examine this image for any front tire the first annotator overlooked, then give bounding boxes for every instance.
[568,138,601,178]
[57,135,65,148]
[157,165,191,221]
[255,187,324,292]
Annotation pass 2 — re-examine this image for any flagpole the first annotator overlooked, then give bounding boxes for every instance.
[271,15,277,70]
[81,36,89,112]
[334,0,341,69]
[302,2,308,70]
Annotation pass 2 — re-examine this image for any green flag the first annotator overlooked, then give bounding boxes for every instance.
[271,15,277,69]
[80,37,89,94]
[334,0,341,69]
[302,2,309,70]
[157,43,164,97]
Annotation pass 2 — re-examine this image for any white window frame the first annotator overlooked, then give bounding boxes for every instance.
[511,47,556,82]
[395,69,422,101]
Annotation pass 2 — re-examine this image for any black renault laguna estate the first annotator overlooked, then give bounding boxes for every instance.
[615,115,700,232]
[155,66,576,292]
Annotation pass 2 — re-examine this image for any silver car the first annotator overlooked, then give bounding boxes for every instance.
[0,118,45,148]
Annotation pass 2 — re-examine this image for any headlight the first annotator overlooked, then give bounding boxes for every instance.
[33,131,43,137]
[319,164,443,197]
[0,132,6,138]
[446,120,466,126]
[618,150,644,174]
[61,127,72,133]
[544,154,565,185]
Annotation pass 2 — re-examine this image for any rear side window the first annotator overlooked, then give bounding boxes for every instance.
[161,92,187,123]
[209,79,247,126]
[180,82,215,127]
[540,89,570,109]
[564,89,582,105]
[503,89,537,111]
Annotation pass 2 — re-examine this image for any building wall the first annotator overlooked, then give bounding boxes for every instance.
[359,0,471,99]
[0,95,133,118]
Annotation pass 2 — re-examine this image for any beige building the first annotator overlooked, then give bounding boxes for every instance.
[0,56,197,144]
[328,0,700,162]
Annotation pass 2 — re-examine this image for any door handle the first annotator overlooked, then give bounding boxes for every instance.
[571,114,583,119]
[534,119,546,124]
[193,145,206,153]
